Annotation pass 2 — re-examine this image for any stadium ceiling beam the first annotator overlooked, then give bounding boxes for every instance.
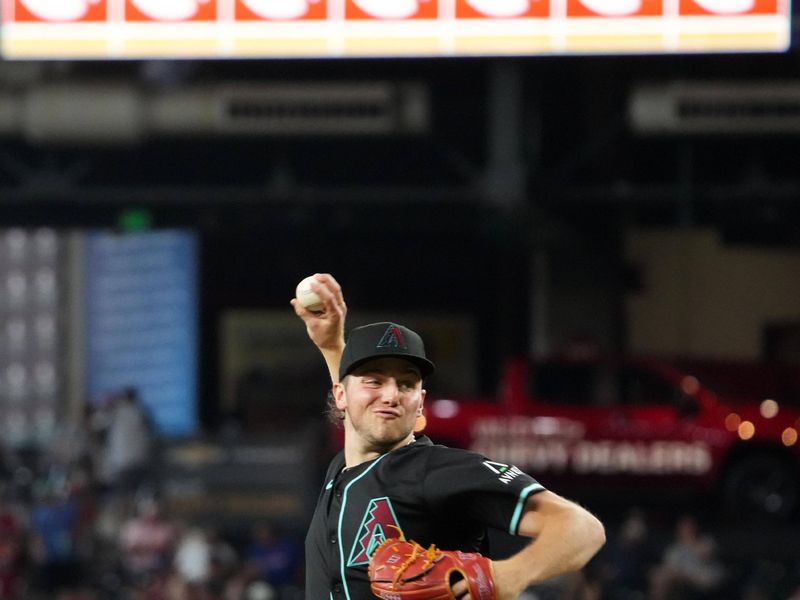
[547,180,800,206]
[0,183,485,206]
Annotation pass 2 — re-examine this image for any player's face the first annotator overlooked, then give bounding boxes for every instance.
[337,357,425,452]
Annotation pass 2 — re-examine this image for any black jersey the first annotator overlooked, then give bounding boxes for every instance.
[305,435,545,600]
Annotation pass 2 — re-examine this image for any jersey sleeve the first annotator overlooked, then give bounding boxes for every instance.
[422,446,546,535]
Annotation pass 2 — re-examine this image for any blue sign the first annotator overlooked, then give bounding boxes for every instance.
[85,230,198,437]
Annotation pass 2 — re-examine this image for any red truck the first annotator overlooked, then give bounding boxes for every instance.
[421,355,800,518]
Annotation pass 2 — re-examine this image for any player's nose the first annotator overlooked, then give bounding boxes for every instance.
[380,379,401,404]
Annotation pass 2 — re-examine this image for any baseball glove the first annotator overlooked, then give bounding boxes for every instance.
[368,538,497,600]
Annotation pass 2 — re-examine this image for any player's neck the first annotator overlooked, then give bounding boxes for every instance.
[344,433,416,468]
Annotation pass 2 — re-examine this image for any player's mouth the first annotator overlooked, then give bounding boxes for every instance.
[373,409,401,419]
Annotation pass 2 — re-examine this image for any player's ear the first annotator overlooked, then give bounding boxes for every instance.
[414,399,427,433]
[333,381,348,410]
[414,390,426,414]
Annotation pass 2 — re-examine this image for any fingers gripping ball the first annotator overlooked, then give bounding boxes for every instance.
[296,275,324,313]
[369,538,497,600]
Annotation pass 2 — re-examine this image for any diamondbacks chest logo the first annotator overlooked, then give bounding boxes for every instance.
[377,325,407,350]
[347,497,402,566]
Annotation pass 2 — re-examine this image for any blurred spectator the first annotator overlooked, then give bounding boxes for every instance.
[740,558,798,600]
[223,578,278,600]
[242,522,301,600]
[556,570,603,600]
[207,528,240,598]
[50,405,97,487]
[102,388,156,495]
[649,514,726,600]
[69,469,99,565]
[119,496,177,597]
[244,580,276,600]
[0,496,26,599]
[167,524,214,600]
[168,527,240,600]
[28,484,84,598]
[174,525,212,586]
[601,507,655,600]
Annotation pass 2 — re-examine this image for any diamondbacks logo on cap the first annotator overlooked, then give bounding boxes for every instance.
[376,325,407,351]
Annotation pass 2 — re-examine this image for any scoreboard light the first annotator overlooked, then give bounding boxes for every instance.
[0,0,791,59]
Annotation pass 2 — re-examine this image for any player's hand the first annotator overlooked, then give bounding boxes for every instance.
[449,577,471,599]
[291,273,347,353]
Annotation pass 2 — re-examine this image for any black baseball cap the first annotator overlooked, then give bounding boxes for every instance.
[339,322,435,381]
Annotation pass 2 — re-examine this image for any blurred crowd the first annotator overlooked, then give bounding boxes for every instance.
[0,387,304,600]
[527,508,800,600]
[0,388,797,600]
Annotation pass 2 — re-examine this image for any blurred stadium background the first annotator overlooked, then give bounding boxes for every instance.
[0,1,798,599]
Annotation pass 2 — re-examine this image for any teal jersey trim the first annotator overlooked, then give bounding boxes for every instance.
[337,454,389,600]
[509,483,545,534]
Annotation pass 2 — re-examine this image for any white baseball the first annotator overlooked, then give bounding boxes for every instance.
[296,275,324,312]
